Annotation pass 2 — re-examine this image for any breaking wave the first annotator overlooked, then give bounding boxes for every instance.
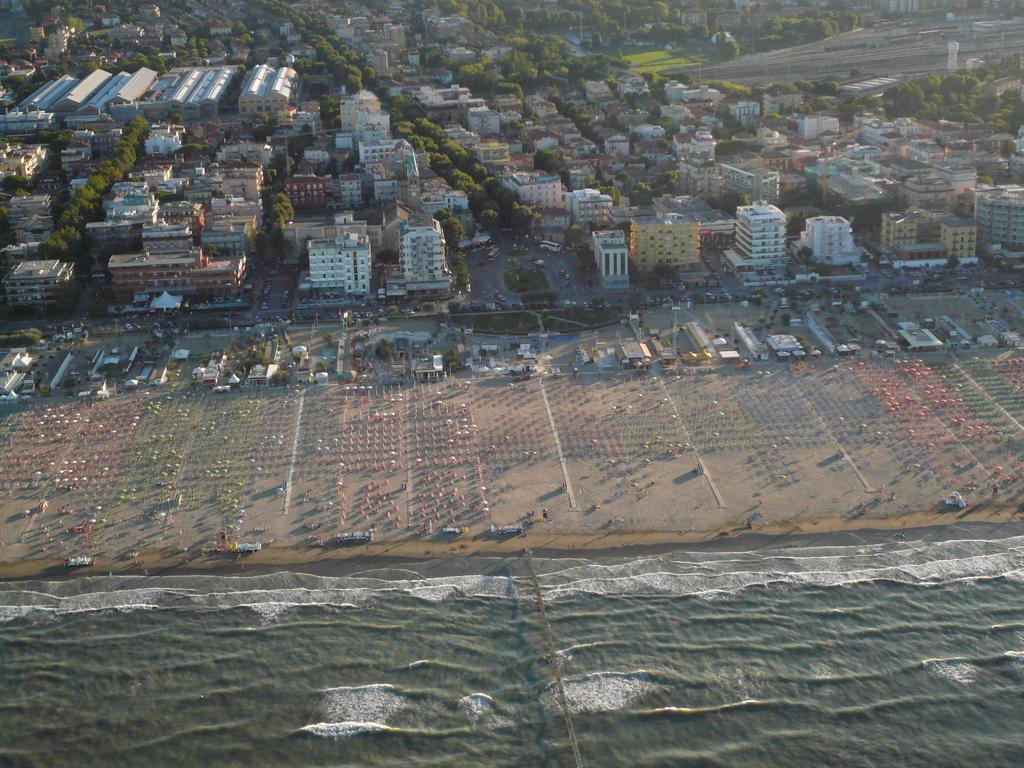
[543,671,658,714]
[3,532,1024,621]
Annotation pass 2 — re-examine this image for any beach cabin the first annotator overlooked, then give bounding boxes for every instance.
[412,355,444,382]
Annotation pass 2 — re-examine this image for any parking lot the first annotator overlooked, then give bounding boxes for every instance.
[466,235,602,311]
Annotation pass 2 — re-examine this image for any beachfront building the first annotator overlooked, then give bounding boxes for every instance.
[973,185,1024,255]
[940,218,977,263]
[384,216,451,298]
[107,248,246,299]
[724,202,788,286]
[881,210,933,254]
[592,229,630,290]
[798,216,862,265]
[3,259,73,308]
[629,213,701,272]
[307,233,372,296]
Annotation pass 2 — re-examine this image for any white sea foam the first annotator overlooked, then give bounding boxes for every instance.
[3,533,1024,620]
[459,693,504,727]
[299,721,392,737]
[319,683,407,724]
[544,671,658,714]
[246,601,295,623]
[0,606,35,623]
[302,683,408,739]
[923,657,977,684]
[809,662,835,680]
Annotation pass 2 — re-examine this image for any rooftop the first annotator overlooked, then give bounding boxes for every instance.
[6,259,70,279]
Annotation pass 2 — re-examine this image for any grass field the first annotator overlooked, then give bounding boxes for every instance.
[504,268,550,294]
[621,49,700,74]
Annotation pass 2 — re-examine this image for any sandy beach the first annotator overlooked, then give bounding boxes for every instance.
[3,355,1024,579]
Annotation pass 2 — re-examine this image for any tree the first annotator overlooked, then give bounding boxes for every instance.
[1,175,30,195]
[376,338,393,360]
[479,209,499,230]
[434,208,464,246]
[510,203,536,234]
[442,349,465,373]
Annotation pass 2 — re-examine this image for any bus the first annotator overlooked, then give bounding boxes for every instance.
[539,241,561,252]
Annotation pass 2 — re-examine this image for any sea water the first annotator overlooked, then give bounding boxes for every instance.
[3,533,1024,766]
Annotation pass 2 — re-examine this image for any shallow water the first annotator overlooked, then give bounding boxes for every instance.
[3,537,1024,766]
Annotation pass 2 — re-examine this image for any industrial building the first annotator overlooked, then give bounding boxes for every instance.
[116,66,237,123]
[237,64,297,117]
[20,70,114,113]
[72,68,157,117]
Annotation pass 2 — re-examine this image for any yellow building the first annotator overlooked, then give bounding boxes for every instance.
[940,218,977,262]
[629,213,701,271]
[880,210,932,252]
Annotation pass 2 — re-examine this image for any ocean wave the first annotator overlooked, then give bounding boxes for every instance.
[641,699,773,717]
[543,670,658,714]
[555,640,616,660]
[299,721,393,737]
[1003,650,1024,672]
[922,657,978,684]
[3,533,1024,619]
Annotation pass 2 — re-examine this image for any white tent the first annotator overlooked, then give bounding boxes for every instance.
[150,291,183,310]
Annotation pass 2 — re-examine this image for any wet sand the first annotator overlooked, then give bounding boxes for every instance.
[3,507,1022,582]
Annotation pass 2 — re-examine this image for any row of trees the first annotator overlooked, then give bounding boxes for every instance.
[39,116,148,272]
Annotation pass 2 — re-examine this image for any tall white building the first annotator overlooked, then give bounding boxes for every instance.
[566,188,613,225]
[592,229,629,290]
[795,114,840,140]
[799,216,862,265]
[974,185,1024,253]
[307,233,372,295]
[725,202,788,285]
[399,217,450,287]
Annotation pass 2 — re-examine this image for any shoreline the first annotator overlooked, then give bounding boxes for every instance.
[3,510,1023,582]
